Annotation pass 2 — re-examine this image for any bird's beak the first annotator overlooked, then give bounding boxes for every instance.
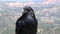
[22,9,28,14]
[21,9,26,13]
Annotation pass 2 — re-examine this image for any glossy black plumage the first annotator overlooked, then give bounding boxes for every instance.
[15,6,38,34]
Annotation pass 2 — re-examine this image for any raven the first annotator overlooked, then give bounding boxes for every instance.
[15,6,38,34]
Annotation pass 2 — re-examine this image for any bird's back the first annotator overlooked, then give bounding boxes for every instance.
[16,15,37,34]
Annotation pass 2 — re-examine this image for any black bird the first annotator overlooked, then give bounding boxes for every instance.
[15,6,38,34]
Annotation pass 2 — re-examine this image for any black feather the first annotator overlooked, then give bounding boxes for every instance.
[15,6,38,34]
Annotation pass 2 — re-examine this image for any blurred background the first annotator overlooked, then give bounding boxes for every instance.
[0,0,60,34]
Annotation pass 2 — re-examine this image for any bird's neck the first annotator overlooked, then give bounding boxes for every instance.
[22,13,35,18]
[23,13,27,16]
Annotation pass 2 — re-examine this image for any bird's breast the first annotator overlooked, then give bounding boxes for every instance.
[24,16,37,25]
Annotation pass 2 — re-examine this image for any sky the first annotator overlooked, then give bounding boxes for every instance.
[0,0,46,2]
[0,0,59,3]
[0,0,59,7]
[0,0,59,4]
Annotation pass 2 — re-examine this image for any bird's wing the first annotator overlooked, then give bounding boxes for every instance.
[15,20,22,33]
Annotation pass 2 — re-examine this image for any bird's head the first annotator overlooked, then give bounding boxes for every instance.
[23,6,35,16]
